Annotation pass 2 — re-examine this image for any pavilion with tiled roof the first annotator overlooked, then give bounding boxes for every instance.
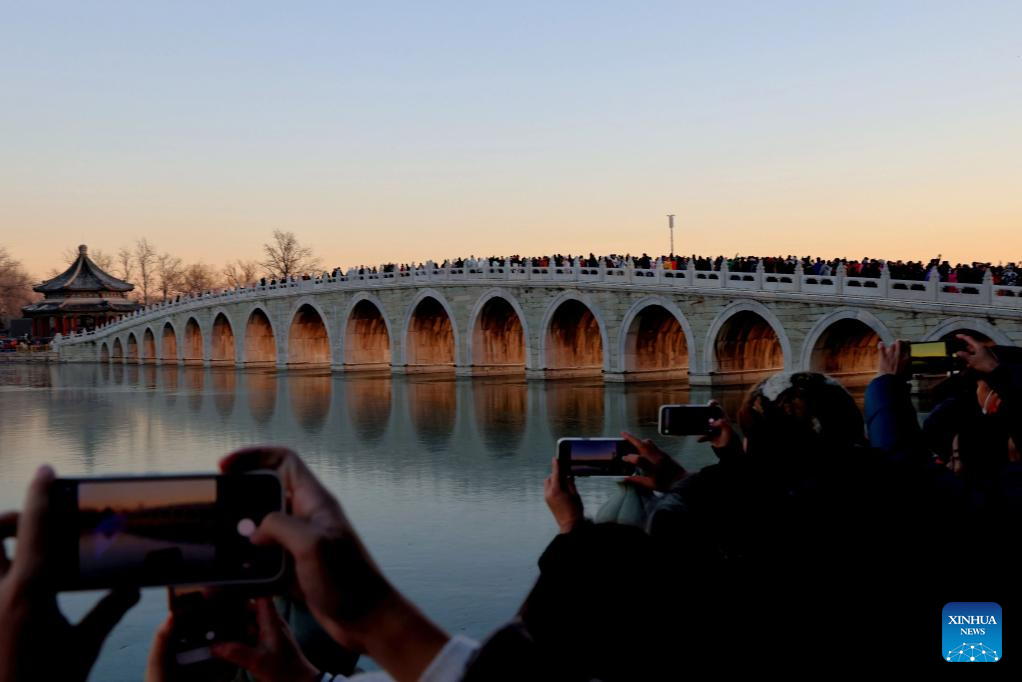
[22,244,141,337]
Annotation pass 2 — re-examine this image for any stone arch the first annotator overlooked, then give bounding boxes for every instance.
[343,295,391,370]
[100,342,110,363]
[183,317,204,364]
[161,322,178,362]
[539,292,608,378]
[402,290,457,371]
[112,337,124,360]
[801,309,894,377]
[923,317,1011,346]
[142,327,157,363]
[288,303,331,366]
[244,307,277,365]
[467,290,528,374]
[704,301,792,380]
[126,332,139,362]
[211,312,237,364]
[617,297,694,381]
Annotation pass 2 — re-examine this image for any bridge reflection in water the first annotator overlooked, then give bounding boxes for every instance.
[0,363,879,680]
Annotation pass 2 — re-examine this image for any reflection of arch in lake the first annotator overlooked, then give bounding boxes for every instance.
[345,375,392,444]
[183,367,205,413]
[211,369,237,418]
[143,364,158,389]
[472,378,527,456]
[125,364,140,387]
[289,371,332,432]
[159,366,179,407]
[544,379,605,433]
[245,370,278,424]
[407,377,456,452]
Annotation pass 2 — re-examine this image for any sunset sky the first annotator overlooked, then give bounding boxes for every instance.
[2,2,1020,280]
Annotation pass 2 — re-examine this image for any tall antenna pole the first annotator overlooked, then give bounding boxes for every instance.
[666,214,676,256]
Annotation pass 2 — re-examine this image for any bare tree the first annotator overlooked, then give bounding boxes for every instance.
[260,230,320,280]
[58,246,114,272]
[134,239,158,305]
[0,246,36,327]
[156,253,184,302]
[223,259,260,289]
[179,262,221,296]
[116,247,134,283]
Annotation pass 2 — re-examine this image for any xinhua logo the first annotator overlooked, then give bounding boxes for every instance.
[943,602,1002,662]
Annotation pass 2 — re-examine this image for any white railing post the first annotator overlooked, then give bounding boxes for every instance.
[719,261,729,289]
[835,262,846,295]
[981,268,993,304]
[754,260,765,289]
[793,261,804,292]
[929,266,941,301]
[879,263,891,298]
[684,258,694,287]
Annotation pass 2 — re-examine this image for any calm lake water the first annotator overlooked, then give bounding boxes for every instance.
[0,363,837,679]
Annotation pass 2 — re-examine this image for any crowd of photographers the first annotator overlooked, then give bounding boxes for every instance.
[2,333,1020,678]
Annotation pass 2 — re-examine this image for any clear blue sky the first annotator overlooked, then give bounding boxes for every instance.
[2,1,1020,277]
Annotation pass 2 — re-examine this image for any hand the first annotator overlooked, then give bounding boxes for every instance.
[220,447,448,682]
[144,616,175,682]
[0,466,140,682]
[956,334,999,374]
[878,340,911,378]
[543,458,583,534]
[211,598,320,682]
[696,400,735,451]
[620,432,687,491]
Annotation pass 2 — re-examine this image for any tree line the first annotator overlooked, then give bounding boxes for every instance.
[0,231,320,326]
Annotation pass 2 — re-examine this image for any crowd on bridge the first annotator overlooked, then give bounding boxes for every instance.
[324,252,1019,287]
[4,331,1019,676]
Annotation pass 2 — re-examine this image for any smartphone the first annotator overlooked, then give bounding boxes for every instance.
[658,404,724,436]
[168,586,255,669]
[557,438,638,477]
[909,341,953,375]
[52,472,286,591]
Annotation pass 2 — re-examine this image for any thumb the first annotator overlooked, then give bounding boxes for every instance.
[77,587,140,657]
[251,512,318,558]
[210,641,263,671]
[144,616,175,682]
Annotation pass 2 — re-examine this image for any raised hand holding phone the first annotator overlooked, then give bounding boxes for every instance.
[0,466,140,682]
[220,446,450,682]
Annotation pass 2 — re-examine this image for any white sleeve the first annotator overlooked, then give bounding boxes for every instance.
[419,636,480,682]
[319,635,479,682]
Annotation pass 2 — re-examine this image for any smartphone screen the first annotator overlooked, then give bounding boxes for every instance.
[909,341,952,375]
[557,438,638,477]
[658,404,724,436]
[53,473,285,590]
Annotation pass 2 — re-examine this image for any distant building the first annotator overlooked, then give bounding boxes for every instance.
[22,245,141,337]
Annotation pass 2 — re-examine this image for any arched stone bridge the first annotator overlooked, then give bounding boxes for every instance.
[55,262,1022,385]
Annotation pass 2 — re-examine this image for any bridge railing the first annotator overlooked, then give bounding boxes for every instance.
[57,260,1022,345]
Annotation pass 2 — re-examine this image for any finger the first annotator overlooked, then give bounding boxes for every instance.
[77,587,141,655]
[11,465,56,580]
[566,476,579,497]
[250,512,319,558]
[620,431,643,451]
[0,511,16,575]
[222,447,335,516]
[551,457,562,481]
[219,446,292,474]
[623,475,657,490]
[210,641,263,670]
[254,597,282,641]
[145,616,175,682]
[621,454,639,465]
